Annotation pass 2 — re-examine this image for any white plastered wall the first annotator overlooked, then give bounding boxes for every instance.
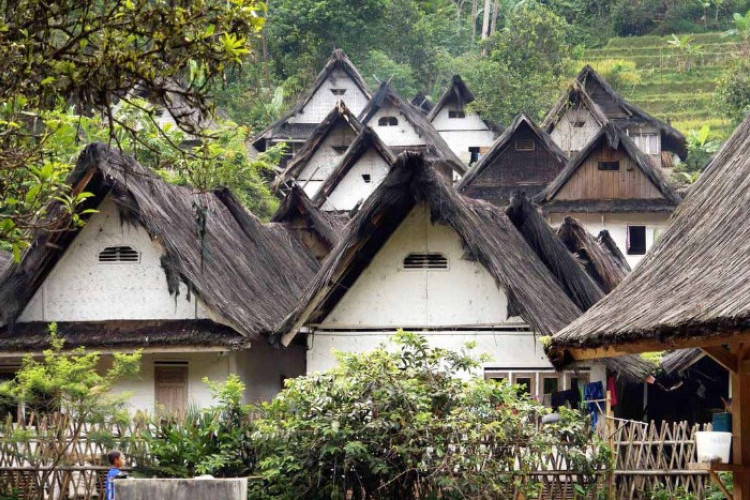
[289,69,370,124]
[368,106,425,147]
[431,106,496,164]
[320,149,390,211]
[549,106,601,154]
[19,199,209,322]
[297,122,359,198]
[546,211,671,268]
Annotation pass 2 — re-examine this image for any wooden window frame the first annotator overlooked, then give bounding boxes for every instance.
[627,225,647,255]
[514,140,535,152]
[448,110,466,119]
[598,161,620,171]
[512,372,537,397]
[402,253,449,271]
[378,116,398,127]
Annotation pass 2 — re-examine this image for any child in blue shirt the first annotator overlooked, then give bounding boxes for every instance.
[105,450,125,500]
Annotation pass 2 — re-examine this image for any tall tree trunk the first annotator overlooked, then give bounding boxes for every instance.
[490,0,500,35]
[471,0,478,39]
[481,0,492,55]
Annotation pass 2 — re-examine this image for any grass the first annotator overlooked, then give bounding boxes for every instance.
[573,32,744,141]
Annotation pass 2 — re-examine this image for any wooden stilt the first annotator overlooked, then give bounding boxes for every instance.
[732,350,750,499]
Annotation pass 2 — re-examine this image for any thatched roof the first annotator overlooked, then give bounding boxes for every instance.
[548,113,750,360]
[556,217,630,293]
[272,184,349,253]
[541,79,609,135]
[359,82,467,175]
[536,123,681,212]
[427,75,502,133]
[660,348,705,375]
[505,195,604,312]
[0,143,319,342]
[271,102,363,194]
[0,320,247,353]
[276,152,587,346]
[411,92,433,114]
[604,355,656,383]
[0,252,10,275]
[310,126,397,210]
[251,49,371,151]
[457,113,568,203]
[560,66,687,160]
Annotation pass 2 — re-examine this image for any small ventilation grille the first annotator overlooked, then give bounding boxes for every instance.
[99,246,140,263]
[403,253,448,270]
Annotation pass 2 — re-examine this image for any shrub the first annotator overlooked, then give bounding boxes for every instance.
[250,331,611,500]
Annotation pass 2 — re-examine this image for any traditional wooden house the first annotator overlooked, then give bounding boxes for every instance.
[548,115,750,497]
[251,49,371,160]
[543,65,687,165]
[536,123,681,267]
[276,152,638,400]
[310,127,397,212]
[410,92,433,114]
[457,113,568,207]
[271,185,349,262]
[427,75,500,165]
[271,102,363,197]
[359,82,466,179]
[0,144,319,415]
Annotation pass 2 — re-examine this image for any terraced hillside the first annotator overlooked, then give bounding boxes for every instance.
[579,32,745,140]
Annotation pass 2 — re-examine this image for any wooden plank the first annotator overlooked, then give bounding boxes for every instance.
[704,345,739,373]
[733,350,750,500]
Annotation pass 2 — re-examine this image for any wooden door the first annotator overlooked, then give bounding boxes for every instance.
[154,364,188,417]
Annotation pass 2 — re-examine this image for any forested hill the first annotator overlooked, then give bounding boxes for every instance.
[213,0,750,172]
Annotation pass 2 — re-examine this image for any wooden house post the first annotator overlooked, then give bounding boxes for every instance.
[732,359,750,499]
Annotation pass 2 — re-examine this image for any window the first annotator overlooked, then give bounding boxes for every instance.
[98,245,140,263]
[403,253,448,270]
[571,120,586,128]
[512,373,536,396]
[469,146,481,165]
[484,370,509,383]
[448,110,466,119]
[362,174,372,183]
[330,89,347,96]
[515,140,535,152]
[567,372,589,391]
[331,145,348,154]
[378,116,398,126]
[627,225,647,255]
[155,362,188,417]
[631,132,660,155]
[598,161,620,171]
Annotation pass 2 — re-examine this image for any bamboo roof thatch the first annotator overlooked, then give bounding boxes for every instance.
[0,143,319,343]
[272,184,349,255]
[457,113,568,203]
[556,217,630,293]
[660,348,705,375]
[271,102,363,194]
[536,123,681,213]
[251,49,371,152]
[548,114,750,362]
[411,92,433,114]
[310,126,397,210]
[541,79,609,135]
[505,194,604,312]
[276,152,589,346]
[604,355,656,383]
[0,320,247,352]
[0,252,10,275]
[427,75,502,134]
[359,82,467,175]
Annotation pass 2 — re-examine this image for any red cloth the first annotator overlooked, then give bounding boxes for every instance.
[607,376,619,407]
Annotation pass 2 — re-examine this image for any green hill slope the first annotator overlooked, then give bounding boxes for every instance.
[578,32,744,141]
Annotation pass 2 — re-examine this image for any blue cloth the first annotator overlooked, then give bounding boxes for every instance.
[584,381,604,426]
[105,467,120,500]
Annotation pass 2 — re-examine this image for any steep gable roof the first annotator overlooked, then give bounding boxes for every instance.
[310,126,397,209]
[411,92,433,114]
[252,49,371,151]
[457,113,568,201]
[276,152,586,346]
[427,75,476,121]
[505,194,605,311]
[576,65,687,159]
[548,114,750,361]
[541,79,609,134]
[359,82,467,175]
[271,102,363,193]
[0,144,319,339]
[536,123,681,211]
[555,217,631,293]
[272,184,350,253]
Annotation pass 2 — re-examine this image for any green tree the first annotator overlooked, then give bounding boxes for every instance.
[251,331,610,499]
[0,0,265,251]
[718,58,750,124]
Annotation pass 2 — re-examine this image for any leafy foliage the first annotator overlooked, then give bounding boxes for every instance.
[0,0,266,248]
[250,331,611,499]
[138,375,256,478]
